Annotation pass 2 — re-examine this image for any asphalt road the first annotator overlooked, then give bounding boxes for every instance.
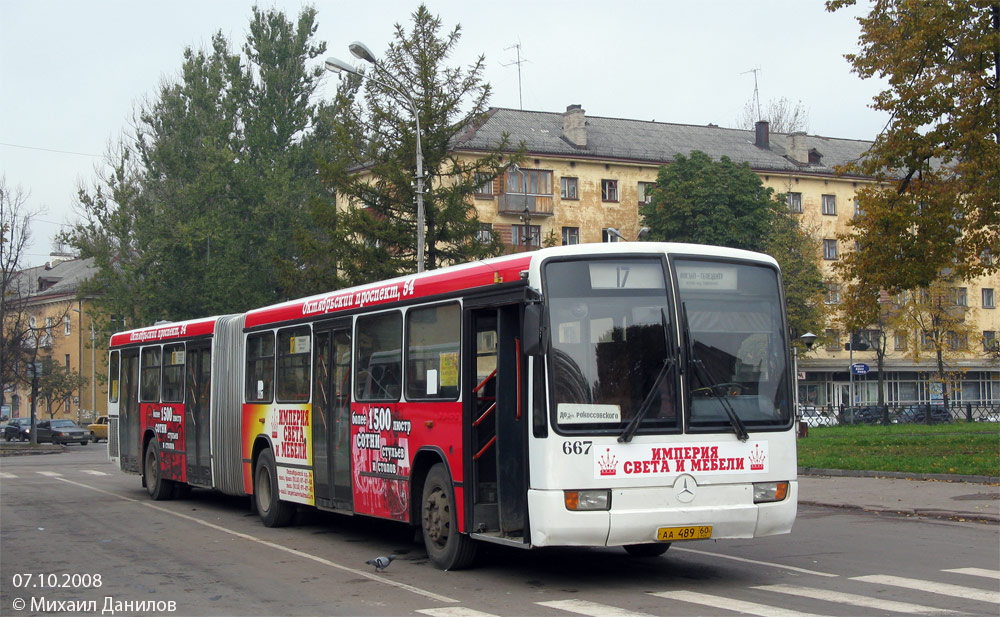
[1,447,998,617]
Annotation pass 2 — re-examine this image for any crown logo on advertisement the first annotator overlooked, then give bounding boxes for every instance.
[749,443,766,470]
[598,448,618,476]
[270,415,279,439]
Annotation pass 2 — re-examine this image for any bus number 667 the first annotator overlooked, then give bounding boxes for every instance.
[562,440,593,455]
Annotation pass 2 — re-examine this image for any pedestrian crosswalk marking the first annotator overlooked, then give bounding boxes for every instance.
[755,583,961,615]
[672,547,839,577]
[81,470,108,476]
[852,575,1000,604]
[943,567,1000,580]
[538,599,656,617]
[650,591,832,617]
[416,608,500,617]
[37,471,62,477]
[0,472,16,479]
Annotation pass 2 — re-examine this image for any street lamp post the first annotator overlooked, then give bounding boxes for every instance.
[325,42,426,272]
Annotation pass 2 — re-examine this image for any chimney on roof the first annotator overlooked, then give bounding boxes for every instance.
[789,132,809,164]
[563,104,587,148]
[754,120,770,149]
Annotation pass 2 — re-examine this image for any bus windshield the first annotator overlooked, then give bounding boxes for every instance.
[675,259,791,430]
[544,258,678,435]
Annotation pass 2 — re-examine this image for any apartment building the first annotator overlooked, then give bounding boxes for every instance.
[4,256,108,423]
[451,105,999,406]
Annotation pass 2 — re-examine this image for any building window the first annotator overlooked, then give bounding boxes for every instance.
[894,331,908,351]
[984,331,998,351]
[920,331,935,350]
[638,182,655,205]
[560,177,578,200]
[787,192,803,213]
[824,281,841,305]
[825,329,841,351]
[823,239,838,260]
[512,224,540,248]
[853,198,864,218]
[476,223,493,243]
[601,179,619,202]
[947,331,968,351]
[954,287,968,307]
[64,315,71,336]
[506,168,552,195]
[602,228,624,243]
[562,227,580,245]
[474,172,494,196]
[983,288,995,309]
[822,194,837,215]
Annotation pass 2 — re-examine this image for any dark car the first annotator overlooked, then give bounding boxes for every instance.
[842,406,889,424]
[3,418,31,441]
[896,405,952,424]
[35,419,89,445]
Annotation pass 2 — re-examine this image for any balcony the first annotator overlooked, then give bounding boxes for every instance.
[497,193,554,216]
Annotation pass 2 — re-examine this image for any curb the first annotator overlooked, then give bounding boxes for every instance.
[0,444,65,457]
[798,467,999,485]
[799,499,1000,524]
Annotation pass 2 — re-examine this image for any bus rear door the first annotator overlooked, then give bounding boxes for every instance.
[312,320,354,511]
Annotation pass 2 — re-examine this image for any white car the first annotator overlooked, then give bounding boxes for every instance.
[800,406,839,428]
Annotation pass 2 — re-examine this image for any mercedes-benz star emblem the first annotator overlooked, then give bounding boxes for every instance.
[674,474,697,503]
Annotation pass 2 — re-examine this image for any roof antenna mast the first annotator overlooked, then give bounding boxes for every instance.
[503,41,529,110]
[742,66,762,121]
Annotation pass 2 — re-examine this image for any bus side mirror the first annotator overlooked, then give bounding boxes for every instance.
[522,304,547,356]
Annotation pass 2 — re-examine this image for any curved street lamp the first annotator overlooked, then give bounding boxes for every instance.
[325,44,426,273]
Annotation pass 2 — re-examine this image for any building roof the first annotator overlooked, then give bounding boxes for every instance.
[454,107,875,177]
[14,256,96,302]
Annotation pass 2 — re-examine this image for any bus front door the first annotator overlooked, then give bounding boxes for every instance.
[467,305,528,543]
[313,322,353,511]
[120,349,140,473]
[184,342,212,486]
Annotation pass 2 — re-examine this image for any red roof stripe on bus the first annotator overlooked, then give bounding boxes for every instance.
[245,254,533,329]
[110,318,218,348]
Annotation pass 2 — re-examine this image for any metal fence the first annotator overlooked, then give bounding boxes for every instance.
[798,402,1000,427]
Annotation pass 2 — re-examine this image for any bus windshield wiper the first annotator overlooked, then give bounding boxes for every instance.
[682,303,749,443]
[619,310,675,444]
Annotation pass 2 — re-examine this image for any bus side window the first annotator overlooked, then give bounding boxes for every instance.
[162,343,185,403]
[246,332,275,403]
[406,303,460,400]
[355,312,402,402]
[277,327,311,403]
[140,347,161,402]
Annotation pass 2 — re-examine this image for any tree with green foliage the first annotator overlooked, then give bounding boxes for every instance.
[38,355,89,420]
[641,151,827,344]
[64,7,331,326]
[323,5,512,283]
[827,0,999,292]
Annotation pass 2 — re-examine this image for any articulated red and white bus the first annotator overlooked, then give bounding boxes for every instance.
[106,242,797,569]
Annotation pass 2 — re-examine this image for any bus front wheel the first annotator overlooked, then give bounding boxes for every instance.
[144,440,174,501]
[421,463,477,570]
[254,449,294,527]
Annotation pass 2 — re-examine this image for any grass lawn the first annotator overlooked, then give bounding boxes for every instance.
[797,422,1000,477]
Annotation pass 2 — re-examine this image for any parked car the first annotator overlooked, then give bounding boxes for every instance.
[800,406,839,428]
[3,417,31,441]
[87,416,109,443]
[35,419,89,445]
[896,405,952,424]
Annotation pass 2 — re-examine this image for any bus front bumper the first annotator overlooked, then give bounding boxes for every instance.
[527,481,797,548]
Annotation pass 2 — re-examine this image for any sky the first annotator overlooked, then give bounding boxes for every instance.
[1,0,886,267]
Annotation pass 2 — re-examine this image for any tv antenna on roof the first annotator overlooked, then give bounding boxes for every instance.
[742,66,762,121]
[503,41,529,110]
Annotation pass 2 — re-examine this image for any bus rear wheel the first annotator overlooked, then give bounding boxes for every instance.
[623,543,671,557]
[421,463,476,570]
[254,449,294,527]
[144,440,174,501]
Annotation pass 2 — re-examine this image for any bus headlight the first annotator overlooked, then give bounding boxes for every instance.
[753,481,789,504]
[564,490,611,511]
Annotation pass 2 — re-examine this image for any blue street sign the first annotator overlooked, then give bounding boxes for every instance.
[851,363,870,375]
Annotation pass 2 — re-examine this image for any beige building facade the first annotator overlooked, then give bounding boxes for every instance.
[4,256,108,424]
[453,105,998,408]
